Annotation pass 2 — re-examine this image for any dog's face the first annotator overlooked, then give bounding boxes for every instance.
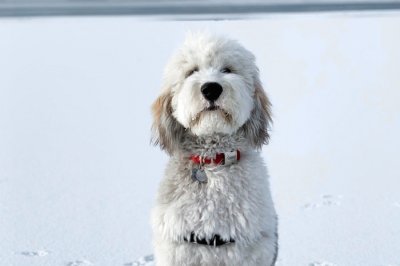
[152,33,272,153]
[169,35,256,136]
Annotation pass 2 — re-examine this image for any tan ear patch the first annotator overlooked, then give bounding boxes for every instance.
[240,81,273,149]
[254,84,272,126]
[151,92,186,154]
[152,93,172,127]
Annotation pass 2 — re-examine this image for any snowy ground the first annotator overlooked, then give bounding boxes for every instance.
[1,12,400,266]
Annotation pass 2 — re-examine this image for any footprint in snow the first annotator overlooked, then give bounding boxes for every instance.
[309,261,337,266]
[124,254,154,266]
[20,250,50,257]
[67,260,94,266]
[303,194,343,210]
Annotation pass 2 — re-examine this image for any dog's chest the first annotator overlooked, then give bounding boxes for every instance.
[160,153,268,239]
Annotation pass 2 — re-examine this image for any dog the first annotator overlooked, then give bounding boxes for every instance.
[151,32,278,266]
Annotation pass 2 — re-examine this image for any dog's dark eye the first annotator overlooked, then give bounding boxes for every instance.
[186,66,199,78]
[221,67,232,74]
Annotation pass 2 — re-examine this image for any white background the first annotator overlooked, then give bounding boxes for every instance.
[1,12,400,266]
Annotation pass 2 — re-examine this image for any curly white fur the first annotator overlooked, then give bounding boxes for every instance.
[151,33,278,266]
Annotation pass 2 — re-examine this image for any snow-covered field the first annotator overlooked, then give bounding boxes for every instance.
[1,12,400,266]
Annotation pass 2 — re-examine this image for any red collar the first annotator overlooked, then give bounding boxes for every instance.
[190,150,240,166]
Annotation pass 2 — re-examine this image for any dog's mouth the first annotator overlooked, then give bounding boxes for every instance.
[206,104,220,111]
[189,105,233,127]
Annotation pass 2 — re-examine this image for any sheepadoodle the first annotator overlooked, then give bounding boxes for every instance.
[151,33,278,266]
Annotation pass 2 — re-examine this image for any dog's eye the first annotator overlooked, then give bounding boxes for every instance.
[186,67,199,78]
[221,67,232,74]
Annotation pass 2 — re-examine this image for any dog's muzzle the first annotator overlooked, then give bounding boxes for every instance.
[184,232,235,247]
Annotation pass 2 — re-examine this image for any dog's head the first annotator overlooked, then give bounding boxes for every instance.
[152,33,272,154]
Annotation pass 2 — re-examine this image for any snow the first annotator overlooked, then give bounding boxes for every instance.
[1,11,400,266]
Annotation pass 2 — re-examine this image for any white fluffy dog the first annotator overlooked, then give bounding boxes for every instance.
[151,33,278,266]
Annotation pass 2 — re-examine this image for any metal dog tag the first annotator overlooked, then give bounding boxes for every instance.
[192,167,207,183]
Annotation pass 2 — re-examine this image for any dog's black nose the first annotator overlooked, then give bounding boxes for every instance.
[201,82,223,102]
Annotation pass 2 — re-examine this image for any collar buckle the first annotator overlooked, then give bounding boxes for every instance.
[224,150,239,166]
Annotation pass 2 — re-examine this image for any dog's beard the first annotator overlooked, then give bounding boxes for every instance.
[189,108,235,136]
[190,106,232,126]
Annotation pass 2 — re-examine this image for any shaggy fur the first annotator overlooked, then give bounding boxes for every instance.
[151,33,278,266]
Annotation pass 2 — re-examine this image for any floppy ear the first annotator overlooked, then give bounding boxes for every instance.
[240,78,272,149]
[151,91,186,154]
